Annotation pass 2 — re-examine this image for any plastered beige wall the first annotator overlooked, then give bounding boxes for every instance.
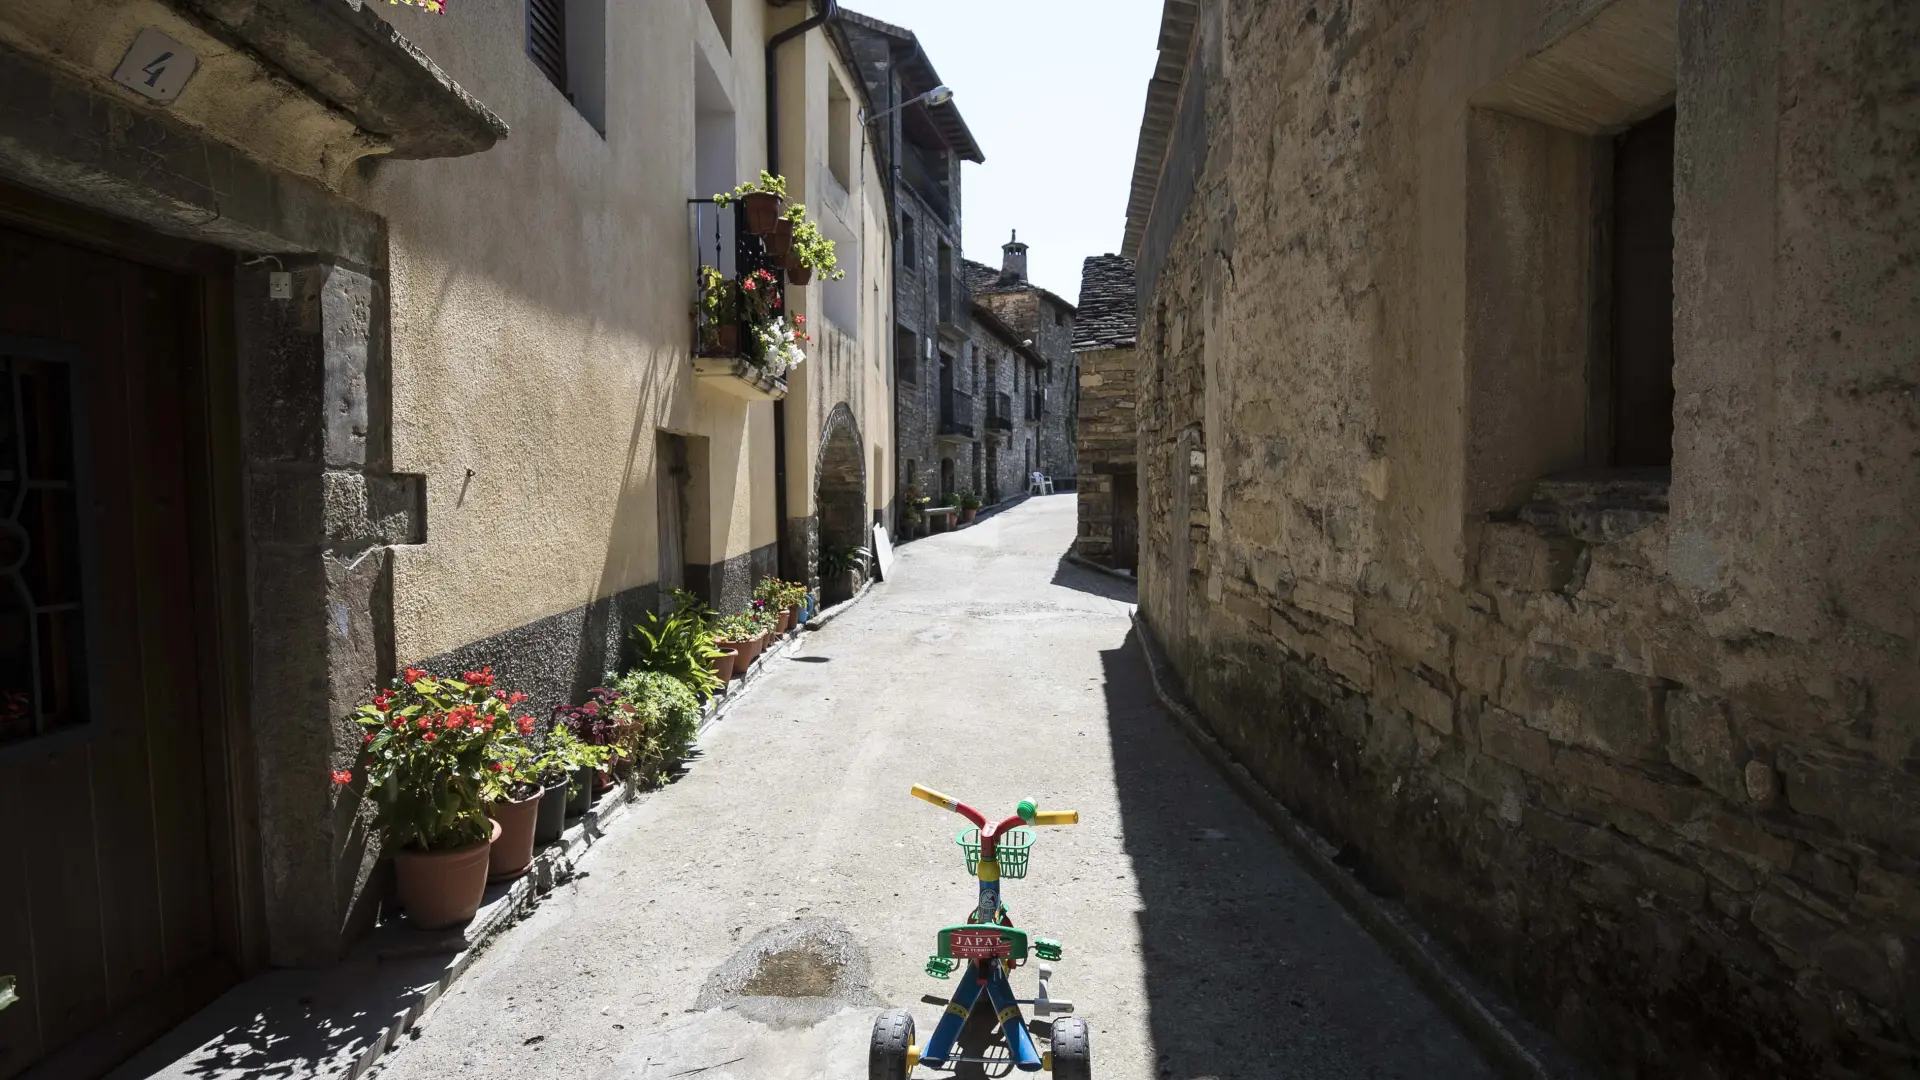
[357,0,887,660]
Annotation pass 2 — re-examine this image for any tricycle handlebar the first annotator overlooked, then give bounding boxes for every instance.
[911,786,1078,832]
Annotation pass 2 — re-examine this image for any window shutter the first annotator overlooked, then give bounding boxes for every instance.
[526,0,567,93]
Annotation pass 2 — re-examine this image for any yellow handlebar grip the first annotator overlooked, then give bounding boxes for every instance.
[911,784,957,810]
[1031,810,1079,826]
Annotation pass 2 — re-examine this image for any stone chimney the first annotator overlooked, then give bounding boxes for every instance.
[999,229,1028,285]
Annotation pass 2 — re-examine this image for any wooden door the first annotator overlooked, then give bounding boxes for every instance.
[0,224,236,1079]
[1113,469,1139,572]
[656,433,688,606]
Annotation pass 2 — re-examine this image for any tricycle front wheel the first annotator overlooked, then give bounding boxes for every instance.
[1050,1015,1090,1078]
[870,1008,916,1080]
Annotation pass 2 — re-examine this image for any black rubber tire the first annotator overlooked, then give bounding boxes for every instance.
[1050,1015,1091,1079]
[869,1008,916,1080]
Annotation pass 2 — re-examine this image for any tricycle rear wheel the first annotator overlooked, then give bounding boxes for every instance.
[1050,1015,1090,1079]
[870,1008,916,1080]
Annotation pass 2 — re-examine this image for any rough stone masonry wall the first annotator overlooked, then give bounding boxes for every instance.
[1136,0,1920,1077]
[1074,344,1137,565]
[978,290,1078,481]
[892,183,954,510]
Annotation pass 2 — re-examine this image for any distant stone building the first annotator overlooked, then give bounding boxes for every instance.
[1125,0,1920,1076]
[966,235,1078,487]
[1071,255,1138,570]
[967,301,1049,504]
[842,10,984,522]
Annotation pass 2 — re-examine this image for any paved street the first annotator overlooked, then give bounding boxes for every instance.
[369,495,1497,1080]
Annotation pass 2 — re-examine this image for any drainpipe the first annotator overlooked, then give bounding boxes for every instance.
[765,0,837,581]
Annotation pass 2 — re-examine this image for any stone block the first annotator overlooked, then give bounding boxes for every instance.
[1453,639,1505,697]
[1222,588,1270,631]
[1855,861,1920,933]
[1680,810,1798,872]
[1292,579,1356,625]
[1379,660,1454,735]
[1556,748,1707,822]
[1527,809,1705,908]
[1665,690,1746,801]
[1478,521,1583,592]
[1480,704,1552,777]
[1751,886,1838,961]
[1780,745,1920,855]
[1505,657,1663,760]
[1360,604,1452,671]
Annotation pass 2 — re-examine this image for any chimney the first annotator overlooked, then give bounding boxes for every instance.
[999,229,1028,285]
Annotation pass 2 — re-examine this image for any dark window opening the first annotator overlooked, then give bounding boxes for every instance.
[527,0,567,94]
[937,241,954,323]
[940,458,955,501]
[901,214,916,267]
[895,328,918,384]
[1606,106,1675,468]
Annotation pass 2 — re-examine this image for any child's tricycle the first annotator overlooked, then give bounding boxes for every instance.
[869,785,1091,1078]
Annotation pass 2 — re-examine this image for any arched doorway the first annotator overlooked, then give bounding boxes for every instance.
[815,403,867,603]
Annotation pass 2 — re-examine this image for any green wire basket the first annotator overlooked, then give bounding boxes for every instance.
[956,827,1035,879]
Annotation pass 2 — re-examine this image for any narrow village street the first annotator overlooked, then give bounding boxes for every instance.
[368,496,1496,1080]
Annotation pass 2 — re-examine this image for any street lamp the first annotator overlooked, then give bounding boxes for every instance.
[863,84,954,125]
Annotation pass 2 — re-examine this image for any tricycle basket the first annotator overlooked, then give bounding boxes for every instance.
[956,827,1034,878]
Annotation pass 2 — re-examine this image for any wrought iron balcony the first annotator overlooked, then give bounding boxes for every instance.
[938,386,974,440]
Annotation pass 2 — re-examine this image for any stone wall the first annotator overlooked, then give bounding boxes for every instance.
[1073,344,1137,566]
[1133,0,1920,1075]
[890,184,962,512]
[976,287,1078,482]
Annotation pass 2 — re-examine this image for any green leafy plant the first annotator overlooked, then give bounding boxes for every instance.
[630,608,724,699]
[481,736,541,804]
[530,724,608,795]
[0,975,17,1012]
[712,171,788,207]
[696,265,739,354]
[754,578,808,611]
[712,612,760,642]
[821,545,872,578]
[604,670,702,785]
[340,665,535,852]
[957,490,983,511]
[790,218,846,281]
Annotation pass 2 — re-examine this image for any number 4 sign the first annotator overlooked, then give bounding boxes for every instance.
[112,28,199,104]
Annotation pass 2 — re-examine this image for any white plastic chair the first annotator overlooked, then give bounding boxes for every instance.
[1028,472,1054,496]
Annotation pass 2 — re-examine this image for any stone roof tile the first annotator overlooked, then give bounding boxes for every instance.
[1072,254,1137,351]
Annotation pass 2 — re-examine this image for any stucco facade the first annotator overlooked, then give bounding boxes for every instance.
[0,2,891,1070]
[1126,0,1920,1075]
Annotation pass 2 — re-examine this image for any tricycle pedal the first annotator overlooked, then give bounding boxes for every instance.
[1034,937,1062,961]
[925,955,957,979]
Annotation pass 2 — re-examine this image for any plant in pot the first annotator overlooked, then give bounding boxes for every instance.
[957,489,983,523]
[480,734,543,882]
[340,665,532,930]
[751,316,808,379]
[696,264,740,357]
[787,217,846,287]
[766,201,806,262]
[713,612,764,670]
[605,669,702,787]
[629,605,724,700]
[820,544,872,605]
[529,723,608,845]
[712,171,787,236]
[553,688,627,814]
[753,578,805,633]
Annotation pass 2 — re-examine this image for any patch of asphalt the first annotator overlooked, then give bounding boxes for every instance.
[694,917,880,1029]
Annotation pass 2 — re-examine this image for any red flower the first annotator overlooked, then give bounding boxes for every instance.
[489,761,504,773]
[462,666,495,688]
[331,769,353,785]
[422,732,436,742]
[417,716,435,730]
[793,314,805,324]
[742,278,757,292]
[362,733,375,746]
[405,666,428,683]
[517,714,535,735]
[373,690,392,713]
[509,691,529,706]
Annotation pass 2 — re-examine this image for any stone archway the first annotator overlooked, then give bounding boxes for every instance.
[814,403,867,602]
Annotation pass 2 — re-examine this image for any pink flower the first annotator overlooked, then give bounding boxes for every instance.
[331,769,353,785]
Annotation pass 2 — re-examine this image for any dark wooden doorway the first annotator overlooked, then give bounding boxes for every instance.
[1112,469,1139,572]
[0,220,244,1079]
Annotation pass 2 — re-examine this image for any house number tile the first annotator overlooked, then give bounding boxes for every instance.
[111,28,199,104]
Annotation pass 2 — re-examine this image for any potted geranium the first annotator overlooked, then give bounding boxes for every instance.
[553,688,627,813]
[958,490,983,524]
[481,733,543,881]
[338,665,533,929]
[753,317,808,378]
[714,612,764,670]
[712,171,787,236]
[530,723,608,845]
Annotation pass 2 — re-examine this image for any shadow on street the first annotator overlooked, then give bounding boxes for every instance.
[1097,629,1498,1080]
[1049,557,1138,603]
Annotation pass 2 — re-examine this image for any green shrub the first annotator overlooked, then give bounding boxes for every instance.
[605,670,702,784]
[629,607,723,699]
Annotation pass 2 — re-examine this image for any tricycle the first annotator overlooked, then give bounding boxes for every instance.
[870,784,1090,1078]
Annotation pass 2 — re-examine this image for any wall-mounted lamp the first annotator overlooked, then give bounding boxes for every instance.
[863,84,954,125]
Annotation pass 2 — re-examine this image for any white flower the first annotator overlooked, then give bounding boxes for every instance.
[753,317,806,377]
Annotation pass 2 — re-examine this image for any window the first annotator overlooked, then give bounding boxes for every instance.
[828,75,853,190]
[1052,307,1063,327]
[1606,107,1676,467]
[694,44,737,274]
[895,328,918,384]
[901,213,916,266]
[824,212,859,333]
[526,0,607,134]
[936,241,954,324]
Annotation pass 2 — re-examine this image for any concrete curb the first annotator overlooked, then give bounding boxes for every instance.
[1129,611,1562,1080]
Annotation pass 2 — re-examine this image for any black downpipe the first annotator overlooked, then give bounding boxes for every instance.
[766,0,836,582]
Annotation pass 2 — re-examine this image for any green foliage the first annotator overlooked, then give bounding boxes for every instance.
[820,545,872,577]
[789,219,845,280]
[957,490,983,511]
[753,577,808,611]
[0,975,16,1012]
[712,613,761,641]
[696,265,738,353]
[604,670,702,785]
[530,724,608,794]
[629,608,724,699]
[712,171,788,207]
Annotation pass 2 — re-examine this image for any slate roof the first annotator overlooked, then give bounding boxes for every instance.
[964,257,1079,315]
[1072,254,1138,351]
[970,302,1044,364]
[840,9,986,163]
[1123,1,1201,259]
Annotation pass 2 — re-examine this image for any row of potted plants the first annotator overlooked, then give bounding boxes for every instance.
[331,658,705,931]
[898,487,984,540]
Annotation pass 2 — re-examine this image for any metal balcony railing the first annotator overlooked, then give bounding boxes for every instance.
[689,197,785,362]
[986,391,1013,432]
[939,386,974,439]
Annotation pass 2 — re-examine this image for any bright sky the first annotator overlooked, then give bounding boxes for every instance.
[843,0,1164,301]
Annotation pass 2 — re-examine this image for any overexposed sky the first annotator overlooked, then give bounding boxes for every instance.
[843,0,1164,301]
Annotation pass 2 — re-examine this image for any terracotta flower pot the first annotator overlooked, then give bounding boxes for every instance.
[394,819,499,930]
[785,254,814,286]
[783,607,799,632]
[535,781,568,844]
[962,508,978,523]
[702,323,739,357]
[724,636,763,669]
[487,787,542,881]
[711,647,738,682]
[765,217,795,260]
[741,191,781,235]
